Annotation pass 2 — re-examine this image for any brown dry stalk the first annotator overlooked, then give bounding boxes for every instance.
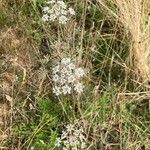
[97,0,150,81]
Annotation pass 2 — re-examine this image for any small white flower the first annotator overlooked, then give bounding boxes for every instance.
[46,0,56,4]
[67,63,75,70]
[48,9,53,14]
[68,8,75,15]
[61,9,67,15]
[59,77,66,85]
[43,6,50,13]
[66,124,74,132]
[69,135,77,145]
[55,123,87,149]
[53,86,62,96]
[55,137,61,147]
[63,140,69,145]
[61,57,71,64]
[74,129,81,137]
[68,75,76,83]
[52,57,85,96]
[62,85,71,94]
[75,68,85,78]
[53,4,61,16]
[57,1,67,9]
[42,0,75,24]
[42,14,49,22]
[61,131,68,139]
[79,127,84,133]
[52,65,60,74]
[49,14,57,21]
[59,15,68,24]
[52,74,59,82]
[61,67,71,76]
[74,82,84,94]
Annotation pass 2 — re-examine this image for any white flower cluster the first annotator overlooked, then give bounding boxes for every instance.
[42,0,75,24]
[55,123,86,150]
[52,58,85,96]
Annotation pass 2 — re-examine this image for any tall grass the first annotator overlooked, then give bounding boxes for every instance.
[97,0,150,81]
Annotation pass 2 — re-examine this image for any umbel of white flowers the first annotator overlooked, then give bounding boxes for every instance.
[42,0,75,24]
[55,123,86,149]
[52,57,85,96]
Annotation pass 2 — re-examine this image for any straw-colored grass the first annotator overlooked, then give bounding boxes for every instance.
[97,0,150,81]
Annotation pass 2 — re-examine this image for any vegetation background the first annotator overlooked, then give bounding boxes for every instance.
[0,0,150,149]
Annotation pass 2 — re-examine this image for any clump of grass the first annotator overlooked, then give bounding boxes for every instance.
[9,97,61,149]
[97,0,150,82]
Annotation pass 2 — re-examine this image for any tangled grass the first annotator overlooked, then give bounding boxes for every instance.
[0,0,150,149]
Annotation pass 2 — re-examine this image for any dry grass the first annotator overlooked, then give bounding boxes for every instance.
[0,103,9,149]
[0,0,150,149]
[97,0,150,81]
